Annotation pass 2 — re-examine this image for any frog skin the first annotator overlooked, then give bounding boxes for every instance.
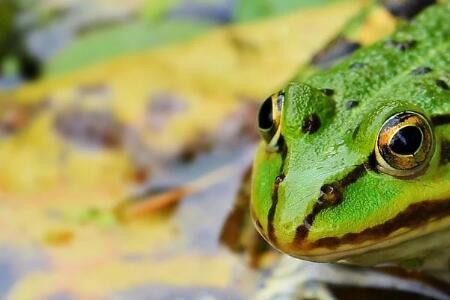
[251,1,450,281]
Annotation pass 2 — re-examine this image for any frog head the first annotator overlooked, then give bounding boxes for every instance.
[251,81,450,264]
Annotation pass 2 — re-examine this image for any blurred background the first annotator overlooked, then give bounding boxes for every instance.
[0,0,415,299]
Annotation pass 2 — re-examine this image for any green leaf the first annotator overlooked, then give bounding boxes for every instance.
[141,0,181,22]
[45,20,210,76]
[235,0,341,22]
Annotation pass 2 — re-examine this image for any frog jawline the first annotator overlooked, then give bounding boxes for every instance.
[286,198,450,262]
[288,215,450,264]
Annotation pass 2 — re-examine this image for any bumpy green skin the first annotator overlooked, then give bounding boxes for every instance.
[251,2,450,265]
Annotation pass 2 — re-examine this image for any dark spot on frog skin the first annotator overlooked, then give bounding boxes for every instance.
[352,125,360,140]
[410,66,432,75]
[321,88,335,97]
[345,100,359,110]
[349,62,366,69]
[384,39,417,52]
[381,0,436,20]
[435,79,449,90]
[311,36,361,69]
[301,114,321,134]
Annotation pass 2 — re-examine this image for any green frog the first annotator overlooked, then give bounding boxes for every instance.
[250,0,450,284]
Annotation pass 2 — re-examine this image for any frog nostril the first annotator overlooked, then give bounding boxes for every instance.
[319,184,343,207]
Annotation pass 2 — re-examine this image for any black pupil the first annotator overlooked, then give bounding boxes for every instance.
[258,97,273,130]
[389,126,423,155]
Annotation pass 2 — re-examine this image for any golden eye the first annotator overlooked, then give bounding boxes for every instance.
[375,111,434,178]
[258,91,284,145]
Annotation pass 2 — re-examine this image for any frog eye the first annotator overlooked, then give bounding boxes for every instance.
[258,91,284,145]
[375,111,434,177]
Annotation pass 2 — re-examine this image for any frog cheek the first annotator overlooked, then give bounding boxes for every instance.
[250,142,284,245]
[269,162,369,260]
[270,184,346,259]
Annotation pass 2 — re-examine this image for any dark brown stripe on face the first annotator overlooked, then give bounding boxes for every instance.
[267,174,285,244]
[266,142,288,244]
[431,114,450,126]
[441,140,450,166]
[339,164,368,186]
[294,164,367,243]
[310,198,450,250]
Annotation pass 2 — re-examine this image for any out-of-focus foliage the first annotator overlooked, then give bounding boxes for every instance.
[0,0,42,79]
[44,0,362,76]
[45,0,229,75]
[0,1,369,299]
[235,0,340,21]
[142,0,181,22]
[45,21,211,75]
[0,0,23,54]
